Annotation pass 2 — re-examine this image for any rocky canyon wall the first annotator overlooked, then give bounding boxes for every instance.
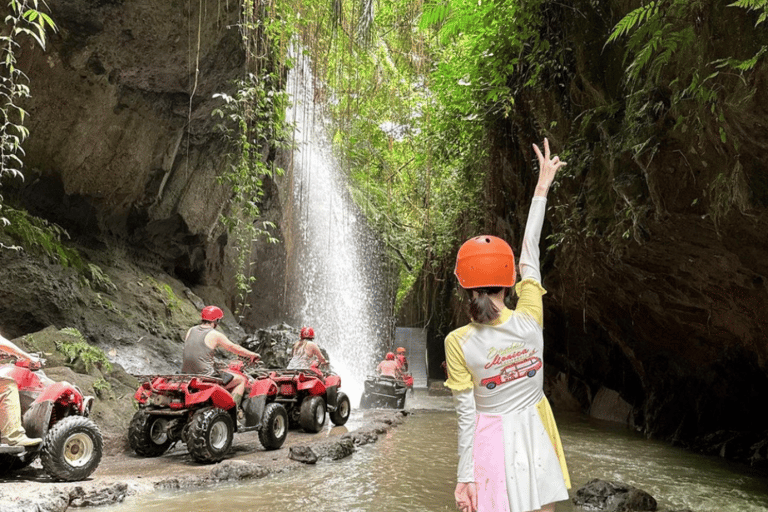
[1,0,288,320]
[400,0,768,466]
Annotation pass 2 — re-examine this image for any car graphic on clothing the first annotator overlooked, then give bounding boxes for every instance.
[481,357,542,389]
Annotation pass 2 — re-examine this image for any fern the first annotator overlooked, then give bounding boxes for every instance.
[729,0,768,24]
[0,206,84,268]
[607,2,660,44]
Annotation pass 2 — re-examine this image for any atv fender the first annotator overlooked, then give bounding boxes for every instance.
[326,385,338,409]
[250,379,278,397]
[324,375,341,388]
[186,387,236,410]
[242,395,266,428]
[297,377,325,395]
[22,400,54,439]
[34,382,85,413]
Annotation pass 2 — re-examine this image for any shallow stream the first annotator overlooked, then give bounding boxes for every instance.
[104,392,768,512]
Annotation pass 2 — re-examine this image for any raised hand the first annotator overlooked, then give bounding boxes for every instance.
[532,138,567,197]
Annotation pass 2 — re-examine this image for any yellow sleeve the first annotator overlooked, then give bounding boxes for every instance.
[514,278,547,328]
[444,329,474,391]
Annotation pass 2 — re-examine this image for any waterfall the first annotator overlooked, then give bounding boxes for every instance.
[285,54,391,404]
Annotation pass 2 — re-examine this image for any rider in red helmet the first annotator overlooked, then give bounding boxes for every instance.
[447,140,570,512]
[0,333,42,447]
[395,347,409,372]
[395,347,414,393]
[182,306,260,407]
[376,352,401,379]
[287,326,327,369]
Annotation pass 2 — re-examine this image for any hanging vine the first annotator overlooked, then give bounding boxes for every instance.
[211,0,293,315]
[0,0,56,242]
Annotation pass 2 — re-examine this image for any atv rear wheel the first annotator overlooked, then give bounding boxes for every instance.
[330,392,351,426]
[128,409,173,457]
[186,407,234,463]
[299,396,326,433]
[258,403,288,450]
[41,416,103,482]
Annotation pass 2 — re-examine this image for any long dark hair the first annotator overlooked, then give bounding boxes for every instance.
[467,287,505,323]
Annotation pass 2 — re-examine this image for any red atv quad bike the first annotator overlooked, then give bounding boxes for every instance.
[129,359,289,463]
[254,363,351,433]
[0,357,103,481]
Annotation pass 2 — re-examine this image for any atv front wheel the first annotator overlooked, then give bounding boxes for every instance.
[128,409,173,457]
[330,392,351,426]
[258,403,288,450]
[186,407,234,463]
[41,416,103,482]
[299,396,326,433]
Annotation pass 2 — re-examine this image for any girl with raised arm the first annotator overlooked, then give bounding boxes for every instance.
[446,139,571,512]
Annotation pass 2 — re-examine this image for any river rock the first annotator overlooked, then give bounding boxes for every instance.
[69,483,129,507]
[312,438,356,461]
[0,489,70,512]
[573,479,657,511]
[208,460,270,481]
[242,324,298,368]
[342,430,379,446]
[289,445,319,464]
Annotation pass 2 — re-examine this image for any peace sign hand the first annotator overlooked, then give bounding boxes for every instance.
[532,138,567,197]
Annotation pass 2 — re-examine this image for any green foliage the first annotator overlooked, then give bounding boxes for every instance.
[83,263,117,293]
[729,0,768,25]
[210,2,295,315]
[0,1,56,227]
[603,0,765,228]
[0,206,84,267]
[56,328,113,373]
[92,377,113,399]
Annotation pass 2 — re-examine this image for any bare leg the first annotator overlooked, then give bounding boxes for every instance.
[224,372,246,405]
[534,503,556,512]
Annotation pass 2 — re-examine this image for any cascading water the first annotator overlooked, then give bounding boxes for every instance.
[284,53,392,405]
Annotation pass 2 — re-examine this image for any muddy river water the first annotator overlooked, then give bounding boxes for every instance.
[104,392,768,512]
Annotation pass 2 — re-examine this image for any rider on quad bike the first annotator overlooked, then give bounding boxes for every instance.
[182,305,260,407]
[287,327,327,370]
[0,334,103,481]
[0,334,42,447]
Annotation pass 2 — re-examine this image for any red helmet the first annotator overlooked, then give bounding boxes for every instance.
[300,327,315,339]
[396,347,406,353]
[201,305,224,322]
[386,352,395,360]
[454,235,516,289]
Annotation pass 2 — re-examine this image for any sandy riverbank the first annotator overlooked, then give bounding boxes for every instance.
[0,409,407,512]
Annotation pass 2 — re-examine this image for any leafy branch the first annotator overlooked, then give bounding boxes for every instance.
[0,0,56,229]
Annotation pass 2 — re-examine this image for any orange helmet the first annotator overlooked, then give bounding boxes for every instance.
[300,327,315,339]
[396,347,406,353]
[454,235,516,289]
[386,352,395,360]
[201,305,224,322]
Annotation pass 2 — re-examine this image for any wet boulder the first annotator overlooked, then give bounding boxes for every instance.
[69,483,129,507]
[313,438,356,460]
[209,461,270,482]
[343,430,379,446]
[0,489,70,512]
[289,438,355,464]
[289,445,319,464]
[242,324,299,368]
[573,479,657,511]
